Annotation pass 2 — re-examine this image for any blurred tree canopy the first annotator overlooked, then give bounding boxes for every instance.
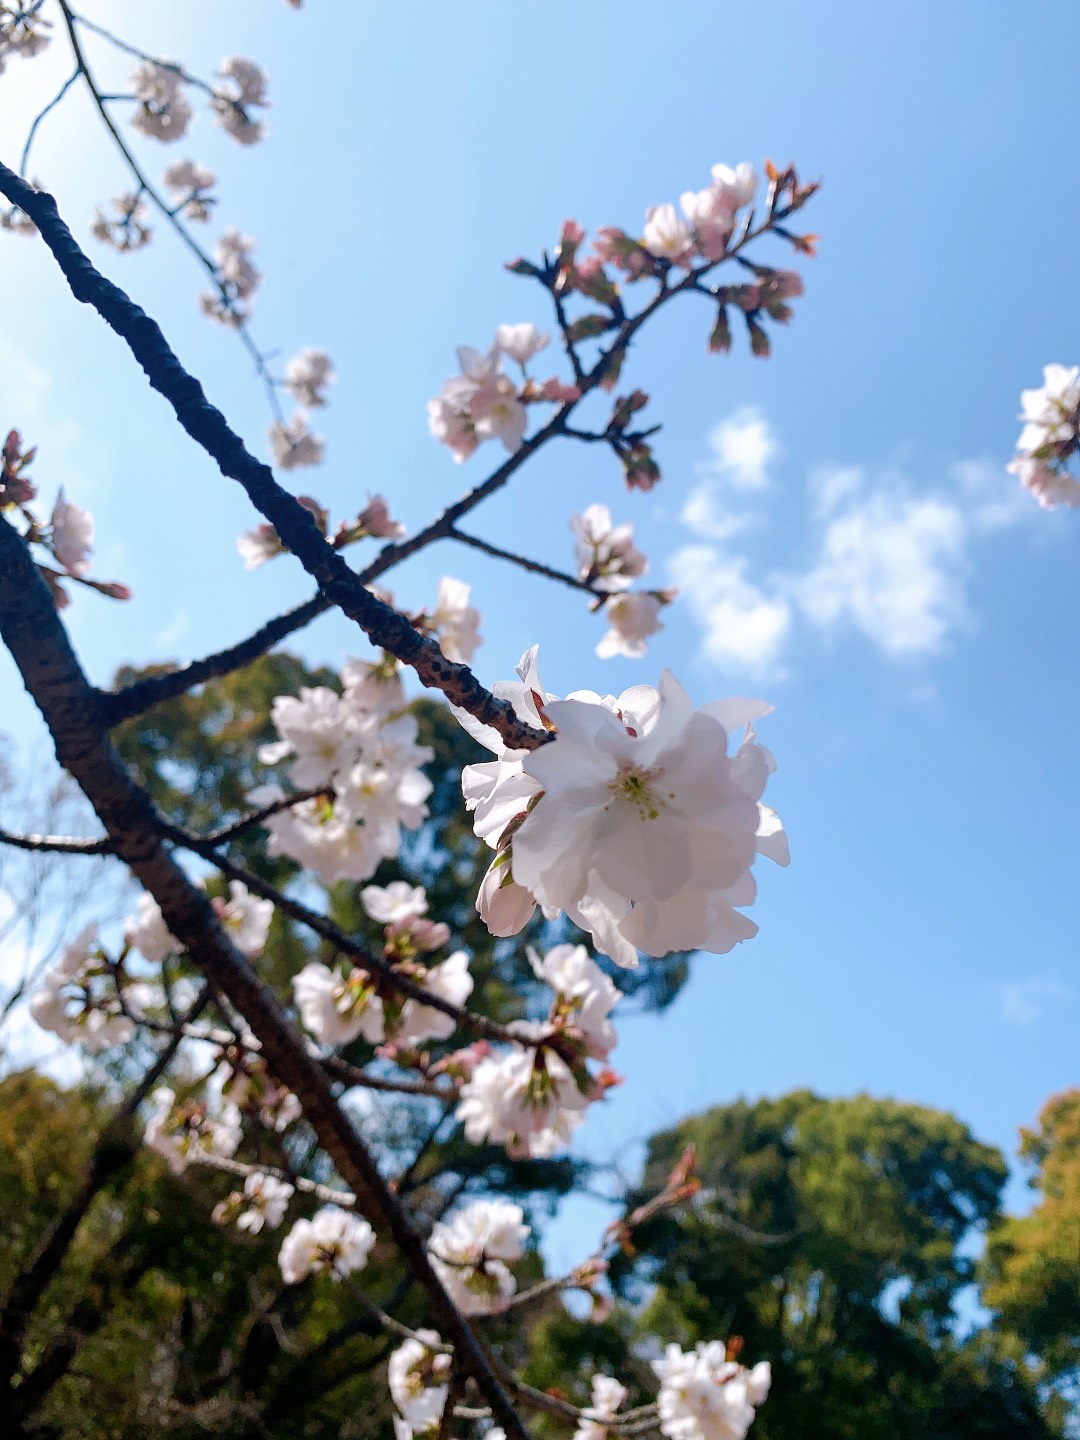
[524,1091,1063,1439]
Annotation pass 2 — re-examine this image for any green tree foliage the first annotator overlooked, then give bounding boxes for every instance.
[524,1091,1060,1439]
[981,1089,1080,1419]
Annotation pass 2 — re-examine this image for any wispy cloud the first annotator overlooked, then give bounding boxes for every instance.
[999,978,1069,1025]
[697,406,777,491]
[671,545,791,677]
[673,411,1031,679]
[795,482,968,657]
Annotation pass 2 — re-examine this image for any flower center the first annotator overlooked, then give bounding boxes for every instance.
[609,763,665,821]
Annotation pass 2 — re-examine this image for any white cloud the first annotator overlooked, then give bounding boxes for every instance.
[796,488,968,657]
[999,978,1068,1025]
[670,544,791,677]
[698,406,776,491]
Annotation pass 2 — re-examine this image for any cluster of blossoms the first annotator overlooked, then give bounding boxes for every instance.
[90,192,154,252]
[1008,363,1080,509]
[253,661,435,884]
[426,1198,529,1315]
[0,442,130,608]
[640,162,758,266]
[458,648,788,967]
[572,1375,629,1440]
[162,158,217,221]
[572,502,674,660]
[131,59,193,143]
[130,55,269,148]
[278,1204,375,1283]
[200,226,261,326]
[212,1170,295,1233]
[210,56,270,146]
[389,1330,452,1439]
[0,4,51,72]
[653,1342,771,1440]
[263,348,337,469]
[144,1085,243,1174]
[428,323,571,462]
[456,943,621,1158]
[237,489,403,568]
[293,880,473,1049]
[29,924,145,1052]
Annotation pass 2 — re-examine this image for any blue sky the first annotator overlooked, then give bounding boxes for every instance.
[2,0,1079,1268]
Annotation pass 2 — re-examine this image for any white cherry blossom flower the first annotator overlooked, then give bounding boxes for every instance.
[596,592,664,659]
[292,961,385,1046]
[269,410,325,470]
[531,943,620,1060]
[237,522,283,569]
[710,162,758,209]
[429,577,482,663]
[144,1086,242,1174]
[496,322,550,365]
[278,1205,374,1283]
[162,158,216,220]
[389,1330,451,1434]
[652,1342,770,1440]
[212,56,269,145]
[573,1375,629,1440]
[50,490,94,576]
[214,879,273,956]
[427,1199,528,1314]
[572,503,649,593]
[131,60,192,142]
[456,1032,589,1158]
[285,347,335,407]
[360,881,428,924]
[641,203,694,265]
[395,951,473,1046]
[29,924,137,1053]
[235,1171,294,1232]
[90,192,154,252]
[124,892,182,962]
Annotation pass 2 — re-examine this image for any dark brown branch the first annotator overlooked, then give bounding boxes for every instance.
[0,826,112,855]
[448,526,605,600]
[0,162,547,755]
[0,514,529,1440]
[99,592,329,725]
[164,822,526,1049]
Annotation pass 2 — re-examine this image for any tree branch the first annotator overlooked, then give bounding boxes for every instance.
[0,512,529,1440]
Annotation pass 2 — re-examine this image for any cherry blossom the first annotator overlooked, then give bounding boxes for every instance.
[90,193,153,251]
[354,493,406,538]
[292,960,385,1045]
[530,942,620,1061]
[427,1198,529,1314]
[29,924,138,1053]
[124,891,182,963]
[652,1342,771,1440]
[213,1171,295,1232]
[0,4,51,67]
[212,56,270,146]
[595,592,664,659]
[395,950,473,1046]
[389,1331,451,1437]
[269,410,325,470]
[496,321,550,365]
[200,228,260,324]
[278,1205,375,1283]
[130,60,192,143]
[360,881,429,925]
[213,879,274,956]
[572,503,649,593]
[641,203,694,265]
[428,343,528,461]
[424,576,482,663]
[162,158,216,221]
[237,522,284,569]
[49,489,94,576]
[144,1086,242,1174]
[573,1375,628,1440]
[456,1027,591,1158]
[1009,364,1080,509]
[285,347,335,407]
